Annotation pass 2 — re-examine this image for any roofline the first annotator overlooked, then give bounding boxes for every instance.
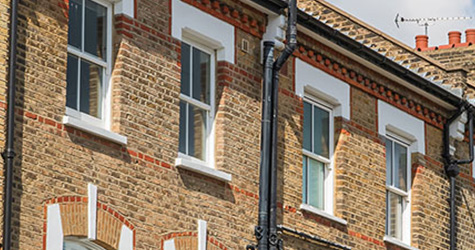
[250,0,464,108]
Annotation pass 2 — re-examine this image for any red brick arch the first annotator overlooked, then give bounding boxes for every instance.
[44,196,135,250]
[160,231,229,250]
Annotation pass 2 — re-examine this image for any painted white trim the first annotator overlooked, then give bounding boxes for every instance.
[179,39,216,167]
[118,225,134,250]
[377,100,425,154]
[198,220,207,250]
[163,239,176,250]
[299,204,347,225]
[63,115,128,145]
[171,0,234,63]
[385,128,413,245]
[114,0,134,18]
[295,58,350,120]
[88,183,98,240]
[46,204,64,250]
[175,156,232,182]
[302,97,335,216]
[384,236,419,250]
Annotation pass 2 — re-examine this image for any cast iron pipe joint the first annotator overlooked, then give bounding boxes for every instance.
[446,163,460,178]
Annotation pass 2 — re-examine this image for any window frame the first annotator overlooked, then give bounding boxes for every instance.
[385,133,412,245]
[65,0,113,130]
[302,95,335,215]
[177,37,216,168]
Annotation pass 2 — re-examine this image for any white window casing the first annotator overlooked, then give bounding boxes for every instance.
[171,0,235,63]
[295,58,350,120]
[300,96,344,224]
[378,100,424,247]
[64,0,127,144]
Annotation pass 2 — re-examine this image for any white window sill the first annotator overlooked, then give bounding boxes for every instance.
[175,157,232,182]
[299,204,347,225]
[384,236,419,250]
[63,115,127,145]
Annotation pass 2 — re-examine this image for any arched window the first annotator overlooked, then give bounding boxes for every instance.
[63,237,106,250]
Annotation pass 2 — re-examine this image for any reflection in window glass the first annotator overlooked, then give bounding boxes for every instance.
[304,156,324,209]
[66,55,79,110]
[84,0,107,59]
[66,0,108,122]
[385,137,409,242]
[178,42,212,162]
[302,99,332,211]
[80,60,103,118]
[68,0,82,49]
[192,47,210,104]
[303,101,312,151]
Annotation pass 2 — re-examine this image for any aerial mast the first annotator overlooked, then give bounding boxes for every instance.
[395,14,473,35]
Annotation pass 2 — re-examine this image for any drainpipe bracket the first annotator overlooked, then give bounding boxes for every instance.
[446,163,460,178]
[1,149,15,160]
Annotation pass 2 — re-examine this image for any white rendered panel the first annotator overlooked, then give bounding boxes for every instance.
[378,100,425,154]
[295,59,350,120]
[171,0,234,63]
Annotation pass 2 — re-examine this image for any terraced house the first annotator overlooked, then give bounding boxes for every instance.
[0,0,474,249]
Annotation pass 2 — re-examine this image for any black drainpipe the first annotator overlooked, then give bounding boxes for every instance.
[269,0,296,249]
[252,1,296,249]
[443,102,474,250]
[255,40,275,250]
[2,0,19,247]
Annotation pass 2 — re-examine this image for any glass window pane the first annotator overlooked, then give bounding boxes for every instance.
[387,192,403,240]
[303,101,312,151]
[192,47,210,104]
[386,139,393,186]
[307,158,324,209]
[314,105,330,158]
[180,43,191,96]
[80,60,103,119]
[188,105,207,161]
[68,0,82,49]
[66,54,79,110]
[84,0,107,59]
[302,156,308,203]
[395,142,408,191]
[179,101,187,154]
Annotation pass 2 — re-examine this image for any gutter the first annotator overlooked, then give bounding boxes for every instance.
[2,0,19,247]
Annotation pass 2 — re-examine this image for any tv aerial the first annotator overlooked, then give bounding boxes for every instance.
[395,13,473,35]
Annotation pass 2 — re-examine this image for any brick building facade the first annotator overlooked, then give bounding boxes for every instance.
[0,0,474,249]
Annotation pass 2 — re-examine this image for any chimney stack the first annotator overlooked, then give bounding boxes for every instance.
[415,35,428,50]
[448,31,461,44]
[466,29,475,44]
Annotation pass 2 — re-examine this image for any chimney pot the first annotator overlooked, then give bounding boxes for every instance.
[448,31,461,44]
[466,29,475,44]
[415,35,428,50]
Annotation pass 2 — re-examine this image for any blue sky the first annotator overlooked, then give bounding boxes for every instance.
[326,0,475,47]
